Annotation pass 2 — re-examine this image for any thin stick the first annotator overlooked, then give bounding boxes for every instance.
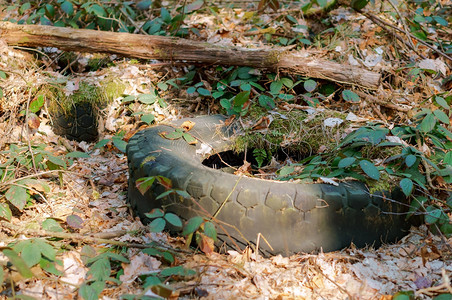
[0,220,188,253]
[362,11,452,64]
[212,176,242,219]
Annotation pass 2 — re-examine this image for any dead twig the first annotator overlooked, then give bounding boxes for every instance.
[354,90,411,112]
[361,11,452,65]
[0,220,189,253]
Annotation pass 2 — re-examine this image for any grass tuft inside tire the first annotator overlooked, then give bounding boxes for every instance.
[127,115,419,256]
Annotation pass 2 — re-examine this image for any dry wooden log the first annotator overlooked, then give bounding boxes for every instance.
[0,22,381,88]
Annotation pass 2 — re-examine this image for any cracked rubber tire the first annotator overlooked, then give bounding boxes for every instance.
[52,103,98,142]
[127,115,416,256]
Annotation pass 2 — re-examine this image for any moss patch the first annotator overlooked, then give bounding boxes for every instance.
[44,77,126,117]
[232,104,349,159]
[368,172,397,194]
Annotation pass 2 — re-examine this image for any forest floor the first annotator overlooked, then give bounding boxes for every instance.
[0,1,451,299]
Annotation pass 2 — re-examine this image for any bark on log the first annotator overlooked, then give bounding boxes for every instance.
[0,22,380,88]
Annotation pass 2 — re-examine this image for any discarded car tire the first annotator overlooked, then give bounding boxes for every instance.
[127,115,416,256]
[51,102,98,142]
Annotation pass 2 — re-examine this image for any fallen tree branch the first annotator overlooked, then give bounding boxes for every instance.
[0,22,381,88]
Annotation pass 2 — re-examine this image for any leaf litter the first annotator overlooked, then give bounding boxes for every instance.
[0,1,451,299]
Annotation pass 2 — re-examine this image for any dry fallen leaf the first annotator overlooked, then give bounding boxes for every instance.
[120,252,162,283]
[27,113,40,130]
[235,160,252,176]
[181,120,196,132]
[199,233,215,255]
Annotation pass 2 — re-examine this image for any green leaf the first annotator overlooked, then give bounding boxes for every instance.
[203,221,217,241]
[0,203,12,221]
[420,113,436,132]
[183,133,197,144]
[160,266,196,277]
[160,7,172,23]
[164,129,184,139]
[0,70,7,79]
[162,251,174,263]
[149,218,166,232]
[164,213,182,227]
[444,152,452,165]
[46,154,66,168]
[42,218,64,232]
[182,216,204,236]
[187,86,196,94]
[433,109,450,124]
[21,242,42,267]
[87,257,111,281]
[405,155,417,167]
[233,91,250,107]
[338,157,356,168]
[220,98,231,109]
[280,78,294,88]
[5,185,28,210]
[237,67,253,79]
[143,275,162,288]
[112,137,127,153]
[156,190,173,200]
[437,125,452,140]
[303,79,317,92]
[270,81,283,94]
[0,267,4,286]
[393,291,414,300]
[45,4,55,17]
[121,95,135,103]
[66,151,90,158]
[359,160,380,180]
[94,138,110,149]
[425,206,442,224]
[258,95,275,109]
[79,281,105,300]
[88,4,106,17]
[432,16,448,26]
[440,223,452,237]
[435,97,450,110]
[197,88,211,96]
[0,88,3,99]
[175,190,191,199]
[400,178,413,196]
[212,91,224,99]
[136,0,152,10]
[141,247,164,257]
[61,1,74,15]
[141,113,155,124]
[240,83,251,91]
[40,16,52,26]
[29,95,45,113]
[40,257,63,276]
[2,249,33,278]
[104,252,129,263]
[342,90,360,102]
[20,2,31,13]
[137,93,157,104]
[136,177,156,195]
[145,208,164,219]
[279,166,294,176]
